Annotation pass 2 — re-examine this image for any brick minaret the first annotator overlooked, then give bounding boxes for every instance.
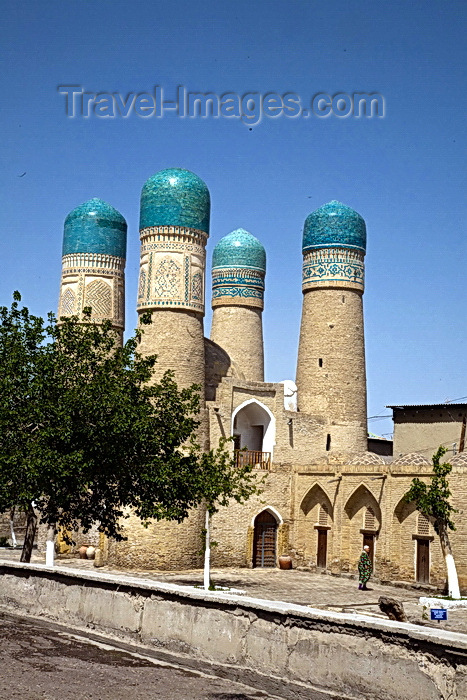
[210,228,266,381]
[136,168,210,446]
[296,201,367,453]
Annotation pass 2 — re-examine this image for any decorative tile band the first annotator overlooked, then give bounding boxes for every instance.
[302,247,365,292]
[62,253,125,272]
[212,266,265,309]
[137,226,207,314]
[140,225,208,246]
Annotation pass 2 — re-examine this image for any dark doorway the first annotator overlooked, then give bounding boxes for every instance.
[363,534,375,566]
[253,511,277,568]
[317,529,327,568]
[416,539,430,583]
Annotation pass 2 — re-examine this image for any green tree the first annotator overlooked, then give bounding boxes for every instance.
[0,294,259,563]
[405,446,460,598]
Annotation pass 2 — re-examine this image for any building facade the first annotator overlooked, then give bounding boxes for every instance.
[48,169,467,591]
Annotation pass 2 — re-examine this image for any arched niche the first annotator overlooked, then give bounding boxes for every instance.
[300,484,334,521]
[344,484,381,525]
[394,496,417,524]
[232,399,275,455]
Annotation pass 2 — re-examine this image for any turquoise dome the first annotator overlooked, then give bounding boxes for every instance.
[63,198,127,258]
[212,228,266,271]
[139,168,210,233]
[303,201,366,253]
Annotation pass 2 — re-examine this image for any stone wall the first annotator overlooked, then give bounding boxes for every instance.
[1,562,467,700]
[107,505,206,571]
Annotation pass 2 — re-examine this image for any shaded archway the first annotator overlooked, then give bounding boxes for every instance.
[297,484,334,569]
[344,485,381,524]
[232,399,275,461]
[343,484,381,567]
[252,509,278,568]
[393,495,430,583]
[300,484,334,519]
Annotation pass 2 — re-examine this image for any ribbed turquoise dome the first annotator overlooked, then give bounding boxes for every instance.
[212,228,266,271]
[303,201,366,253]
[139,168,210,233]
[63,198,127,258]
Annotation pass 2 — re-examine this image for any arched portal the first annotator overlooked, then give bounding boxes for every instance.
[393,496,432,583]
[299,484,334,568]
[232,400,275,465]
[252,509,278,568]
[344,484,381,566]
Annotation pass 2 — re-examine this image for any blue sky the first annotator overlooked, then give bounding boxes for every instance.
[2,0,466,438]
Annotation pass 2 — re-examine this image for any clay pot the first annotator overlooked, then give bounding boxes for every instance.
[78,545,89,559]
[278,555,292,570]
[86,546,96,560]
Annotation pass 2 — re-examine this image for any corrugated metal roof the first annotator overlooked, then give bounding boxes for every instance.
[387,403,467,409]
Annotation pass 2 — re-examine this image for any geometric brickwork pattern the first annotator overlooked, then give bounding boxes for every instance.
[364,507,376,530]
[153,257,181,298]
[318,503,329,526]
[212,267,265,309]
[61,288,75,315]
[450,452,467,467]
[417,512,431,535]
[392,452,431,466]
[59,253,124,330]
[138,270,146,298]
[348,452,386,466]
[302,247,364,292]
[137,227,207,314]
[191,272,202,301]
[85,280,112,318]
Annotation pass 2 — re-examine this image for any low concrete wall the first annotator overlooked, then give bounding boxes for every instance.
[1,561,467,700]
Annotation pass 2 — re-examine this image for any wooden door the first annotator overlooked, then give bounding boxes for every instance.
[317,529,327,568]
[253,511,277,568]
[363,534,375,566]
[416,539,430,583]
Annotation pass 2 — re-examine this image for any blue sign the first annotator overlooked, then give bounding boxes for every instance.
[430,608,448,621]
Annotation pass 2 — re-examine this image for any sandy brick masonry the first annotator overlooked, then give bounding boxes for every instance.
[296,288,367,453]
[210,305,264,382]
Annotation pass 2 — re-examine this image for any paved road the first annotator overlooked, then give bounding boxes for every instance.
[0,612,279,700]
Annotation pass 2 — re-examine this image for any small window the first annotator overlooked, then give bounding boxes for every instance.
[418,513,430,536]
[364,507,376,530]
[319,503,329,526]
[326,434,331,451]
[342,295,345,303]
[318,358,323,367]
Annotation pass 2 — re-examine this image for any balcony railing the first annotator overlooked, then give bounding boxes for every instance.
[235,450,271,470]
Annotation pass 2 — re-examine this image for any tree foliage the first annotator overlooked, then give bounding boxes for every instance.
[404,446,457,535]
[0,294,259,561]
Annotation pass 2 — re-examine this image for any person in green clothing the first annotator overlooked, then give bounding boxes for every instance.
[358,545,372,590]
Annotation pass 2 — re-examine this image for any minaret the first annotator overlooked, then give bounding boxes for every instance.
[136,168,210,442]
[210,228,266,382]
[59,198,127,338]
[295,201,367,453]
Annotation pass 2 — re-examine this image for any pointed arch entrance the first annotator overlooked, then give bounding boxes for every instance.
[344,484,381,566]
[393,496,432,583]
[299,484,334,569]
[252,509,278,568]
